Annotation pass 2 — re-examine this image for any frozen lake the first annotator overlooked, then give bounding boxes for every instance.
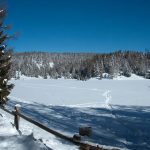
[9,77,150,106]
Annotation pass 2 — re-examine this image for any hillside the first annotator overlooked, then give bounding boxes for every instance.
[11,51,150,80]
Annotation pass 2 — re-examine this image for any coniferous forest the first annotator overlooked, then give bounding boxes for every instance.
[11,50,150,80]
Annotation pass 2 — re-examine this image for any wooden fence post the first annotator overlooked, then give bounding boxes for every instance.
[14,104,21,130]
[79,126,92,137]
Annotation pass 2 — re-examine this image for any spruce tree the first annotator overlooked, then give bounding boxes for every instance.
[0,8,13,105]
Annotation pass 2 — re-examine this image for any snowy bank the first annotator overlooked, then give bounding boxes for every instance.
[0,113,49,150]
[0,109,79,150]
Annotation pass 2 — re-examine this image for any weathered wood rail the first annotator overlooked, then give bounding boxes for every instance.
[0,105,119,150]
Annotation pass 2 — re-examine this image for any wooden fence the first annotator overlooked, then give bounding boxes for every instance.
[0,105,119,150]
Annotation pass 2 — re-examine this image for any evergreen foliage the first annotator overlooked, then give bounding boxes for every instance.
[0,8,13,105]
[11,50,150,80]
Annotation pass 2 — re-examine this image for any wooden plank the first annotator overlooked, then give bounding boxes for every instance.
[13,105,21,130]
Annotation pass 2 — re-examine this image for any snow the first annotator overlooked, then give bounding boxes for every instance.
[4,100,150,150]
[36,62,43,69]
[2,74,149,149]
[3,79,7,82]
[0,109,79,150]
[9,75,150,106]
[102,90,112,105]
[0,10,4,13]
[49,62,54,68]
[0,112,49,150]
[114,74,144,80]
[15,104,21,108]
[32,61,54,69]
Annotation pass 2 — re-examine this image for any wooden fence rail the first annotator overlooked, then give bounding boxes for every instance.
[0,105,119,150]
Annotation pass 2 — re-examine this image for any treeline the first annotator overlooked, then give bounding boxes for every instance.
[11,51,150,80]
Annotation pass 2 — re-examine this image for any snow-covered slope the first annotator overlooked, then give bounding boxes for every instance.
[0,109,79,150]
[0,112,49,150]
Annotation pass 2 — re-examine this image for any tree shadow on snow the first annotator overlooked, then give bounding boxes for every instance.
[7,100,150,150]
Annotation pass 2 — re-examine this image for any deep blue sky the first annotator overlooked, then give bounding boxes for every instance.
[3,0,150,52]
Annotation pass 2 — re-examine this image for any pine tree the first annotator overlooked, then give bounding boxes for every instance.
[0,8,14,105]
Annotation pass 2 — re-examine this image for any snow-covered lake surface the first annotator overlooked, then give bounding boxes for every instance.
[9,76,150,106]
[3,76,150,149]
